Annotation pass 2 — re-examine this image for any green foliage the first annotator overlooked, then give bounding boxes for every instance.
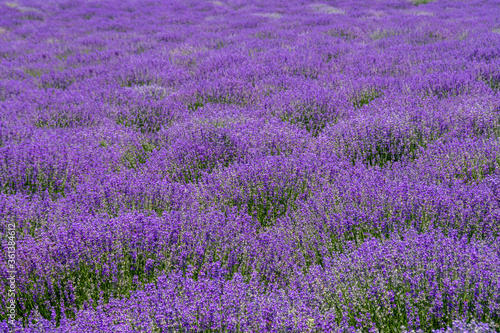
[187,98,205,111]
[24,68,44,77]
[187,90,249,111]
[16,250,161,326]
[1,165,75,197]
[351,89,382,108]
[121,141,157,170]
[363,136,423,168]
[172,144,236,184]
[279,109,328,137]
[226,180,310,228]
[370,29,397,41]
[34,111,92,129]
[326,28,355,41]
[412,0,435,6]
[478,74,500,92]
[115,104,172,133]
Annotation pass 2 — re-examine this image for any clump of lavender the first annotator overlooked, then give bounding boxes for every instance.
[2,0,500,331]
[402,319,498,333]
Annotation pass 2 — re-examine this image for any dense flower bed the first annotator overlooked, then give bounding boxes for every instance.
[1,0,500,331]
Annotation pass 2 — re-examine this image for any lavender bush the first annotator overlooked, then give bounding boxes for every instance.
[1,0,500,332]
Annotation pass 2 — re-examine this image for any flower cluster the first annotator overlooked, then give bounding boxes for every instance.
[1,0,500,331]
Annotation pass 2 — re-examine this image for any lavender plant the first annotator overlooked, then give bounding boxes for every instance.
[1,0,500,331]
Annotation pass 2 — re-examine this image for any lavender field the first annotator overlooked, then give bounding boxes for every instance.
[1,0,500,331]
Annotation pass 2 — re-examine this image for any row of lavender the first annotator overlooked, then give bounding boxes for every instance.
[1,0,500,331]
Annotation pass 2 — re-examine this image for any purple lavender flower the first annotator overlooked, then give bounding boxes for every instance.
[1,0,500,331]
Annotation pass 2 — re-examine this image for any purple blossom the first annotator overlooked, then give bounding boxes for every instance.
[1,0,500,331]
